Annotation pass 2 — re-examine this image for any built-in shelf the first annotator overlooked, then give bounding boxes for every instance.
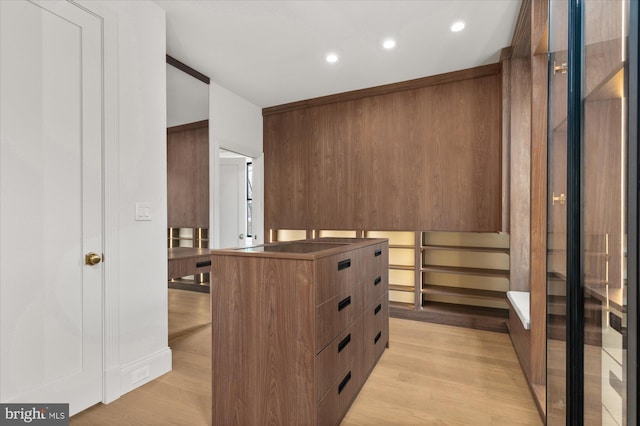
[268,229,511,332]
[168,227,209,249]
[270,229,307,242]
[269,229,510,332]
[390,301,508,333]
[389,284,414,293]
[365,231,418,307]
[587,66,624,102]
[422,265,510,277]
[421,231,510,328]
[533,23,549,56]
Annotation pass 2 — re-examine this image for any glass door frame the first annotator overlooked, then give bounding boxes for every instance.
[563,0,639,424]
[628,1,638,425]
[565,0,584,422]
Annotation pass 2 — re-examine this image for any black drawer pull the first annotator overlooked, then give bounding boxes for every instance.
[374,304,382,315]
[610,312,623,333]
[374,276,382,286]
[196,260,211,268]
[374,249,382,257]
[338,371,352,394]
[609,370,624,398]
[374,331,382,344]
[609,312,628,348]
[338,259,351,271]
[338,296,351,311]
[338,334,351,353]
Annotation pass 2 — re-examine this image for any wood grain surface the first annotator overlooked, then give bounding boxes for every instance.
[211,255,316,425]
[264,70,502,232]
[167,121,209,228]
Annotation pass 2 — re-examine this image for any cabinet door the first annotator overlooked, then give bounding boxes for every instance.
[546,3,569,422]
[582,1,629,425]
[547,0,632,424]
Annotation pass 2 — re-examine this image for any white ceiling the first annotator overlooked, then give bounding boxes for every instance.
[156,0,521,108]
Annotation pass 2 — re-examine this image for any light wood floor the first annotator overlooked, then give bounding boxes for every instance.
[71,289,541,425]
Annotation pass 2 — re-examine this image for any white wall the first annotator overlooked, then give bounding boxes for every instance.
[209,83,264,247]
[81,0,171,399]
[166,63,209,127]
[210,83,263,158]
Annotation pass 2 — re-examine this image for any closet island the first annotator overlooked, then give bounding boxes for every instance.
[210,237,389,425]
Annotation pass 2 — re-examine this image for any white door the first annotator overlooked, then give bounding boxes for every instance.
[219,157,247,248]
[0,0,103,415]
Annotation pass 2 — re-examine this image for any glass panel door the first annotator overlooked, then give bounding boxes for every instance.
[547,0,569,423]
[547,0,631,424]
[582,1,628,424]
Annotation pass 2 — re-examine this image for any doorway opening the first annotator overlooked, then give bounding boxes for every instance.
[219,149,256,248]
[166,56,211,341]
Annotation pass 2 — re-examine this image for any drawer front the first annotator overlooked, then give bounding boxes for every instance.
[168,256,211,279]
[338,362,361,415]
[315,250,361,306]
[364,270,388,311]
[316,379,339,426]
[361,242,388,309]
[601,349,624,426]
[358,242,388,283]
[602,309,626,366]
[316,362,361,426]
[315,281,362,352]
[363,296,388,372]
[315,317,363,401]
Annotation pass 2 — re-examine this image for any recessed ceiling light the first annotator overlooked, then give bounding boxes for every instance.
[451,21,465,32]
[382,38,396,50]
[326,52,338,63]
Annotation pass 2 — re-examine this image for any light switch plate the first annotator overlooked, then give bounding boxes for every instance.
[135,202,152,221]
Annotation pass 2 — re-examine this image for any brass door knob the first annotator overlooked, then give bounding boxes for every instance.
[85,252,102,265]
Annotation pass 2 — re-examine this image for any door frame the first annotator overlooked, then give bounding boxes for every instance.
[211,139,263,249]
[72,0,121,404]
[565,0,584,422]
[563,0,639,423]
[628,0,639,422]
[219,155,248,248]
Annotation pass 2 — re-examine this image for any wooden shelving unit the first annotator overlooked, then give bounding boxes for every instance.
[364,231,418,308]
[167,227,210,289]
[419,231,510,331]
[268,229,511,332]
[167,226,209,249]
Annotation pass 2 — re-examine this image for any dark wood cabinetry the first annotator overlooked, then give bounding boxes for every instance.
[167,120,209,228]
[211,238,389,425]
[263,65,503,232]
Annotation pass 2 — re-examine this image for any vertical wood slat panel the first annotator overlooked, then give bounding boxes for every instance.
[530,52,548,386]
[264,69,502,232]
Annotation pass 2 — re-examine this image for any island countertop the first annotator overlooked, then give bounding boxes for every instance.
[211,237,388,260]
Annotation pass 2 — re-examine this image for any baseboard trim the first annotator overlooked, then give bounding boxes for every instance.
[119,347,172,396]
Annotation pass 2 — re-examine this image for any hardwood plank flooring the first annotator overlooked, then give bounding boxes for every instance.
[167,287,210,339]
[344,319,541,425]
[71,289,541,425]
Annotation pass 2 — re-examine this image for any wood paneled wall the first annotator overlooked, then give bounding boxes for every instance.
[167,120,209,228]
[509,56,532,293]
[263,66,503,232]
[503,0,548,416]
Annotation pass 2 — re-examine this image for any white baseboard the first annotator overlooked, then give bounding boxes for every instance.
[103,365,122,404]
[119,347,172,396]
